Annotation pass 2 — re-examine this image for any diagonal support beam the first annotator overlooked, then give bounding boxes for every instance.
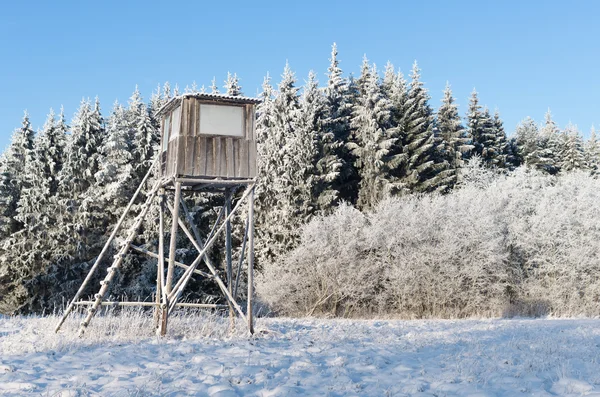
[233,214,250,298]
[130,244,213,279]
[165,185,255,318]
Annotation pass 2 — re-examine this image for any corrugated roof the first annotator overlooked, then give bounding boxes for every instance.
[156,92,261,116]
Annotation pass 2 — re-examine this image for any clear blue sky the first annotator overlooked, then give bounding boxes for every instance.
[1,0,598,151]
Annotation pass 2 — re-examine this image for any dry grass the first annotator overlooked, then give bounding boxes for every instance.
[0,308,250,355]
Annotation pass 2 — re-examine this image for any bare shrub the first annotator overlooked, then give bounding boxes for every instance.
[257,164,600,318]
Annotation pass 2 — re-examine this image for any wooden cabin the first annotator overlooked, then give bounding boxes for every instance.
[157,93,260,181]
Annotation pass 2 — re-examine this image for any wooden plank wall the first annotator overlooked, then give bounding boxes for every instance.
[162,98,256,179]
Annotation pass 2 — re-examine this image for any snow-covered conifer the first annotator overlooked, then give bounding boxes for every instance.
[515,117,540,167]
[436,82,471,188]
[210,77,219,94]
[298,71,330,212]
[323,43,356,204]
[349,63,397,209]
[16,109,66,231]
[585,126,600,174]
[127,87,157,174]
[224,72,242,96]
[396,61,441,193]
[559,123,586,172]
[93,102,135,218]
[0,112,35,236]
[58,98,105,212]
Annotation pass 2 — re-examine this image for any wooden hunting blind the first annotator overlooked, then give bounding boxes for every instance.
[57,92,261,338]
[158,93,260,181]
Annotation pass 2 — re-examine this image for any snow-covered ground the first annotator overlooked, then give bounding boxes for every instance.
[1,312,600,396]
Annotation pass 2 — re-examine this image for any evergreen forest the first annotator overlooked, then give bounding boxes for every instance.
[1,44,598,317]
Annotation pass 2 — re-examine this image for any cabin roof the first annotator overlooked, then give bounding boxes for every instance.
[156,93,261,116]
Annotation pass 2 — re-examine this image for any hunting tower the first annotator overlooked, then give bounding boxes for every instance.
[57,93,260,337]
[159,93,258,180]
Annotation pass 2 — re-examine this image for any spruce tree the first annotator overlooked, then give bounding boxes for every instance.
[515,117,540,167]
[585,126,600,174]
[16,109,66,232]
[538,110,561,173]
[491,110,510,168]
[384,65,408,182]
[210,77,219,94]
[224,72,242,96]
[559,123,586,172]
[95,101,135,213]
[349,64,397,209]
[0,112,35,237]
[479,107,502,166]
[255,73,284,263]
[59,99,105,196]
[323,43,356,204]
[299,71,331,212]
[466,90,486,156]
[436,82,471,188]
[127,87,157,175]
[396,61,441,193]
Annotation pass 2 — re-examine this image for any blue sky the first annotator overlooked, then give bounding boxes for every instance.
[0,0,598,150]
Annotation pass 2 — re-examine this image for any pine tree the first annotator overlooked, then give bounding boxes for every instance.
[349,64,397,209]
[479,107,502,166]
[210,77,219,94]
[585,126,600,174]
[224,72,242,96]
[466,90,496,166]
[527,110,561,174]
[255,65,310,262]
[0,112,35,237]
[127,87,157,175]
[515,117,540,167]
[95,102,135,210]
[323,43,356,204]
[16,109,66,232]
[384,65,408,181]
[559,123,586,172]
[381,61,397,98]
[59,99,105,196]
[436,82,471,188]
[273,62,302,211]
[255,74,283,263]
[492,110,511,168]
[396,61,441,193]
[299,71,331,212]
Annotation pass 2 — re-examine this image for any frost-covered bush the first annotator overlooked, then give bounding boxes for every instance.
[257,166,600,318]
[257,204,380,317]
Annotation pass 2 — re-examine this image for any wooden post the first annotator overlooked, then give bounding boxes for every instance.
[225,189,234,328]
[155,188,166,330]
[165,182,182,295]
[247,187,255,334]
[159,304,168,337]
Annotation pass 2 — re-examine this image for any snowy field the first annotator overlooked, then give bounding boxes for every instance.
[1,312,600,396]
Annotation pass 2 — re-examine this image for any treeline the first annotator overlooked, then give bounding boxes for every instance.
[253,43,598,265]
[0,43,596,315]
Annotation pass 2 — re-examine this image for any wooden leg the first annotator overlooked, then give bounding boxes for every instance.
[247,188,255,335]
[165,182,181,296]
[158,304,168,337]
[225,190,234,330]
[155,188,165,328]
